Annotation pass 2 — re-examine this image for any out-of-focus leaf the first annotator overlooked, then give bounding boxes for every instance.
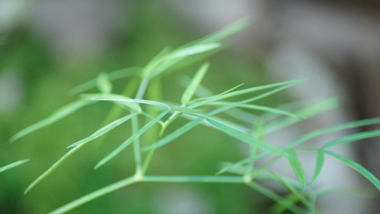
[263,98,339,135]
[309,149,325,187]
[69,67,142,95]
[96,73,112,94]
[288,117,380,148]
[181,63,209,105]
[286,149,306,189]
[207,118,285,156]
[323,129,380,149]
[0,159,29,173]
[326,151,380,191]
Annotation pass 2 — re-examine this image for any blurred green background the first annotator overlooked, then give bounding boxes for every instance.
[1,0,380,213]
[0,2,270,214]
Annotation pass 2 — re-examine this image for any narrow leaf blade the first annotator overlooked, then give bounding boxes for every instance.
[289,117,380,148]
[326,151,380,191]
[68,112,138,148]
[0,159,29,173]
[309,149,325,187]
[141,117,205,151]
[96,73,112,94]
[181,62,209,105]
[95,110,169,169]
[11,100,92,142]
[286,149,306,189]
[207,118,285,156]
[323,129,380,149]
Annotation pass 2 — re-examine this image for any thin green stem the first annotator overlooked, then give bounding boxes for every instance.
[142,176,244,183]
[49,176,138,214]
[132,115,142,176]
[136,78,149,99]
[132,77,150,176]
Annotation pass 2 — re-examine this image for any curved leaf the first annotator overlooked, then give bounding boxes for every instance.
[0,159,29,173]
[11,100,92,142]
[309,149,325,187]
[68,112,138,148]
[95,110,169,169]
[181,63,209,105]
[286,149,306,189]
[323,129,380,149]
[326,151,380,191]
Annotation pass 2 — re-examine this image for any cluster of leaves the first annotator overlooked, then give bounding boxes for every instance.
[9,19,380,214]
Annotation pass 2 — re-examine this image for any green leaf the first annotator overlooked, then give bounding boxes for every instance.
[271,172,314,211]
[82,94,198,114]
[95,110,169,169]
[68,112,138,148]
[326,151,380,191]
[208,102,303,118]
[286,149,306,189]
[11,100,92,142]
[323,129,380,149]
[181,63,210,105]
[289,118,380,147]
[189,78,309,109]
[263,98,339,135]
[25,113,137,194]
[143,43,221,78]
[216,152,272,175]
[182,17,250,47]
[141,117,205,151]
[96,73,112,94]
[309,149,325,187]
[69,67,142,95]
[0,159,29,173]
[246,182,307,214]
[206,118,285,156]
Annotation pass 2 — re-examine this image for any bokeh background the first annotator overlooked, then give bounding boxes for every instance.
[1,0,380,213]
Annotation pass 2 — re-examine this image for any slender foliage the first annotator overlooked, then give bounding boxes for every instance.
[10,19,380,214]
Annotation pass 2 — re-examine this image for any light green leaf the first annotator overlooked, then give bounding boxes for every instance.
[25,113,137,194]
[263,98,339,135]
[82,93,198,114]
[143,43,221,78]
[68,112,138,148]
[141,117,205,151]
[323,129,380,149]
[289,118,380,148]
[208,102,303,118]
[69,67,142,95]
[216,152,271,175]
[183,17,250,47]
[25,146,80,194]
[309,149,325,187]
[96,73,112,94]
[206,118,285,156]
[0,159,29,173]
[166,43,221,61]
[286,149,306,189]
[326,151,380,191]
[181,63,210,105]
[271,172,314,211]
[95,110,169,169]
[11,100,92,142]
[246,182,307,214]
[189,78,309,109]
